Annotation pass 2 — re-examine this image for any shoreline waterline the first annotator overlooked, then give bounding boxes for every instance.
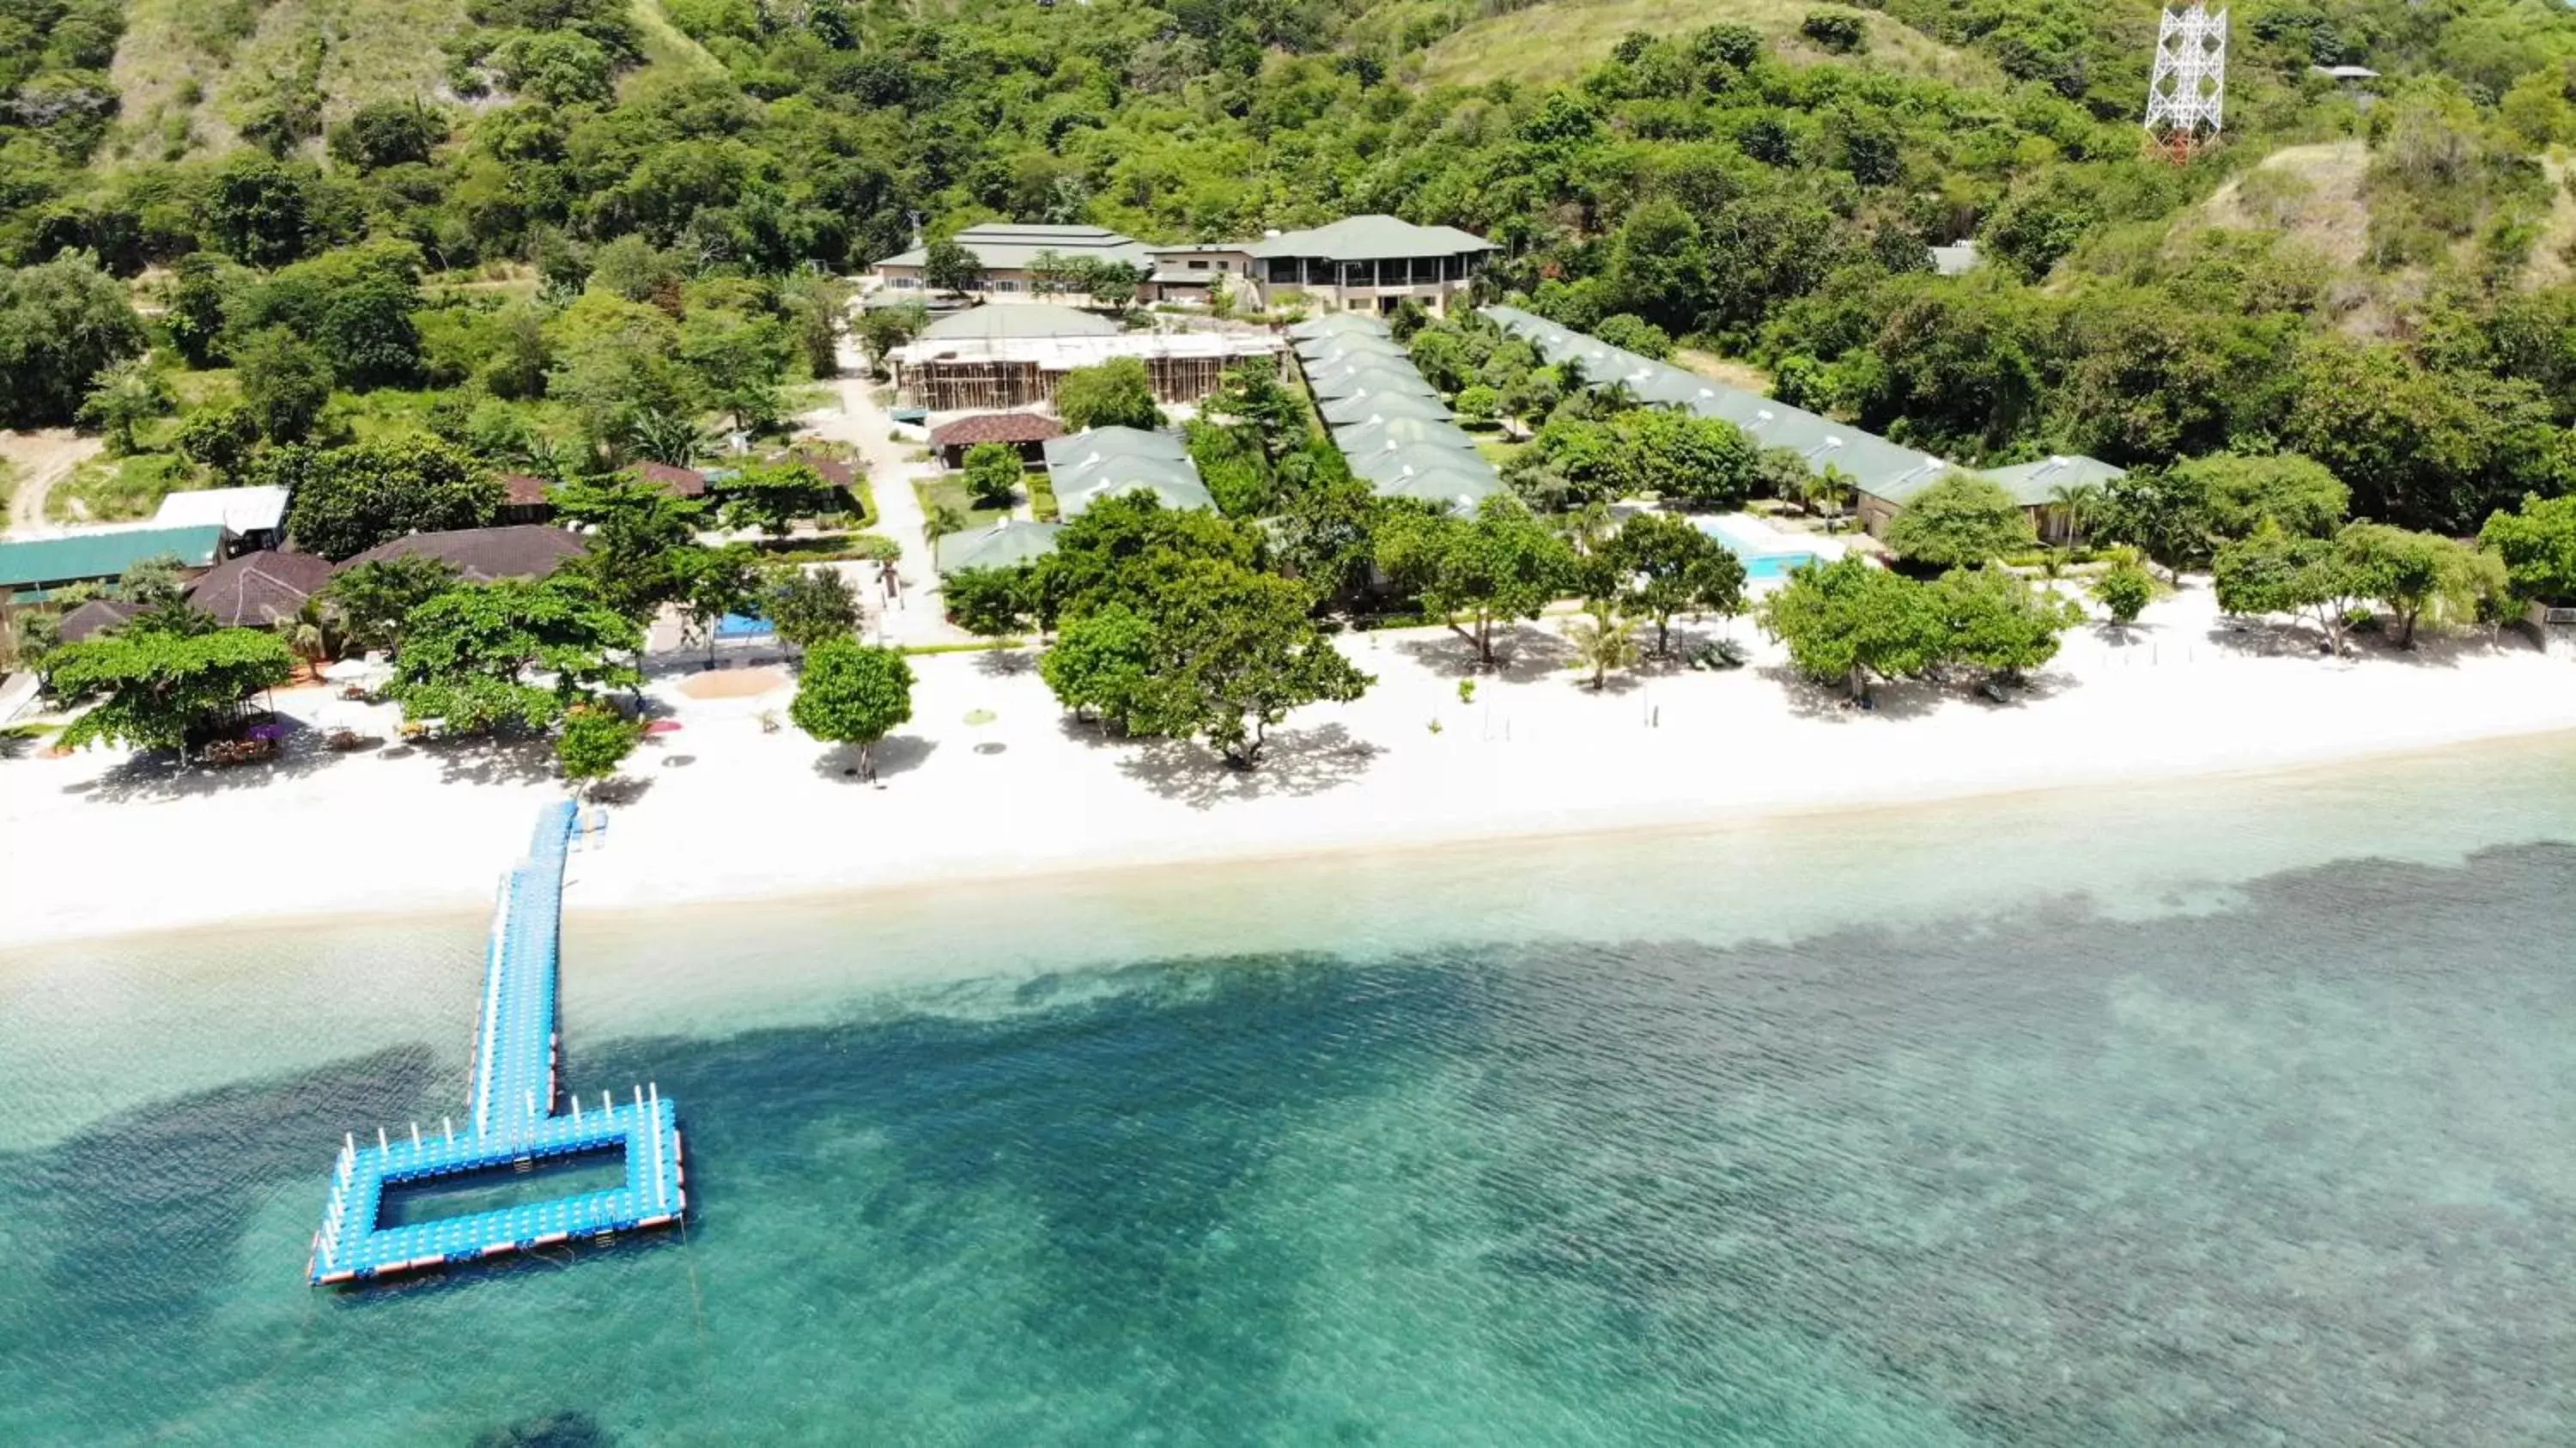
[5,718,2574,958]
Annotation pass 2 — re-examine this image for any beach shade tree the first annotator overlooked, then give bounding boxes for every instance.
[1376,496,1577,669]
[2099,468,2218,583]
[388,575,643,733]
[1056,357,1163,433]
[2212,521,2370,655]
[962,443,1025,512]
[791,638,914,778]
[1885,473,2038,570]
[1759,555,1941,702]
[1613,410,1758,509]
[1026,492,1263,624]
[2090,557,2155,626]
[944,565,1036,637]
[324,554,462,655]
[762,564,860,657]
[556,704,643,797]
[2477,493,2576,605]
[42,627,295,759]
[286,436,503,559]
[1119,559,1373,768]
[675,544,762,660]
[1566,598,1641,690]
[1270,463,1383,615]
[2336,522,2507,648]
[553,473,710,623]
[1039,603,1157,733]
[1927,565,2083,685]
[2183,453,2352,541]
[715,459,841,536]
[1605,510,1747,656]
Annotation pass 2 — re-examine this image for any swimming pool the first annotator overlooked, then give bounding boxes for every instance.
[1698,516,1820,580]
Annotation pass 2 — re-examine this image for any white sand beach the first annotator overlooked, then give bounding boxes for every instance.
[4,580,2574,952]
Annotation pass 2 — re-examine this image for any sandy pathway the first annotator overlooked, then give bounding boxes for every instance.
[798,342,962,646]
[1,430,102,538]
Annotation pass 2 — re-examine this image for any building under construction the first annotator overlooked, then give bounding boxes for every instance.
[887,303,1284,412]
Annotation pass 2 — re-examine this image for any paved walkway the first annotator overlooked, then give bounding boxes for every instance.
[796,345,966,648]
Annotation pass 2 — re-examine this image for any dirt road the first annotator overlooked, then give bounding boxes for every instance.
[1,429,102,538]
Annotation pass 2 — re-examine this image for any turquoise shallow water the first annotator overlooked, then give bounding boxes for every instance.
[3,738,2574,1445]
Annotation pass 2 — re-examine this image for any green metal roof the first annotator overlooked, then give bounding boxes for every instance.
[1973,455,2128,508]
[935,520,1063,574]
[1319,391,1450,426]
[920,303,1120,342]
[1286,313,1391,341]
[1249,216,1495,262]
[0,526,226,600]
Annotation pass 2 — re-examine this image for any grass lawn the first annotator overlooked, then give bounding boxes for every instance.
[914,476,1012,531]
[1028,472,1060,523]
[1413,0,1996,90]
[1475,438,1528,468]
[51,451,195,524]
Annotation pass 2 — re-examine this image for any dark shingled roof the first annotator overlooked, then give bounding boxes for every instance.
[629,460,710,497]
[336,526,588,582]
[186,550,335,627]
[58,599,141,642]
[791,452,859,490]
[500,473,553,508]
[932,413,1066,449]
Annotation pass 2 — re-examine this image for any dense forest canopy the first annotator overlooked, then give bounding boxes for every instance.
[6,0,2576,536]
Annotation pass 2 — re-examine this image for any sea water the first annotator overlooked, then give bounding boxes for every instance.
[2,737,2573,1445]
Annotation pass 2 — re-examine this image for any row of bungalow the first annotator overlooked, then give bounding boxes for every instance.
[931,426,1220,575]
[1289,313,1504,514]
[1478,306,2125,540]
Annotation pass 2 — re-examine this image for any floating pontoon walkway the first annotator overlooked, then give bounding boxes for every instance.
[309,803,687,1286]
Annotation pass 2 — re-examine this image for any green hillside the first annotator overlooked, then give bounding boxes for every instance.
[106,0,471,161]
[1417,0,1999,89]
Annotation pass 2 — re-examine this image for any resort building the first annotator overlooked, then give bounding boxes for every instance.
[929,412,1064,469]
[1291,313,1503,514]
[187,550,334,628]
[934,518,1064,575]
[1868,454,2129,545]
[151,485,292,553]
[0,525,227,603]
[1042,429,1213,519]
[872,223,1157,299]
[336,525,587,581]
[628,461,711,499]
[56,598,140,642]
[890,305,1282,412]
[1246,216,1495,314]
[497,473,556,525]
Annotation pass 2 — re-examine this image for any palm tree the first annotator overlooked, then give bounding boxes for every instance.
[924,503,969,546]
[2049,481,2105,551]
[1566,599,1640,691]
[1803,465,1855,525]
[624,409,712,468]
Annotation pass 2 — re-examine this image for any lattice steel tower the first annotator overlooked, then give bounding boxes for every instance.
[2143,5,2228,160]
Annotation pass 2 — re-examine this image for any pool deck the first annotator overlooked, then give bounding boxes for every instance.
[308,804,688,1286]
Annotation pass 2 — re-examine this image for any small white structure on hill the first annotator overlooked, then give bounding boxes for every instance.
[2144,5,2228,158]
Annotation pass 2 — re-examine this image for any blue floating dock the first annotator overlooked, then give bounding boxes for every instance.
[310,804,688,1286]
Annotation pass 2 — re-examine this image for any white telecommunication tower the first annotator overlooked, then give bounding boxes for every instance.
[2143,5,2228,161]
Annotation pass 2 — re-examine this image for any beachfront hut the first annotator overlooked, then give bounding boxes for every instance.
[335,526,589,581]
[935,519,1064,574]
[931,412,1065,469]
[186,550,334,628]
[1319,391,1451,427]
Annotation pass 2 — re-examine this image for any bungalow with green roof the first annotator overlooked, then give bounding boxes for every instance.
[1855,454,2128,545]
[0,526,226,603]
[934,519,1063,575]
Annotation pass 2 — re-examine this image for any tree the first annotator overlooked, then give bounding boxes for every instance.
[2100,468,2215,583]
[1565,598,1640,690]
[2091,557,2154,625]
[790,638,914,776]
[925,502,969,545]
[1055,356,1163,432]
[762,564,860,655]
[1759,555,1941,700]
[1885,473,2037,569]
[287,437,501,559]
[552,473,709,622]
[1594,313,1674,358]
[1039,604,1157,730]
[327,99,447,172]
[167,254,240,368]
[715,460,841,536]
[323,554,461,654]
[389,575,643,732]
[1376,497,1575,668]
[1269,455,1382,612]
[76,356,173,455]
[1205,362,1303,459]
[44,628,295,758]
[2478,494,2576,605]
[174,405,260,479]
[237,328,336,443]
[1605,510,1747,654]
[780,270,853,378]
[943,565,1035,636]
[1928,566,2081,683]
[0,251,147,428]
[923,239,984,293]
[856,302,926,377]
[674,545,761,660]
[1614,410,1759,508]
[679,307,793,435]
[1114,560,1371,766]
[1027,491,1261,625]
[2212,522,2368,654]
[2337,522,2506,648]
[2046,480,2105,551]
[556,706,641,796]
[203,155,314,268]
[961,443,1024,511]
[2180,453,2349,541]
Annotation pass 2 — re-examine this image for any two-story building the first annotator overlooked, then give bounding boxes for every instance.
[1242,216,1496,314]
[872,223,1157,301]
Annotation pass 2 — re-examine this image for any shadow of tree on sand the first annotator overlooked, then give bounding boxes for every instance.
[1110,723,1381,811]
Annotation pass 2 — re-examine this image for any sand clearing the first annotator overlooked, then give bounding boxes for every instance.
[676,666,791,700]
[3,581,2573,951]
